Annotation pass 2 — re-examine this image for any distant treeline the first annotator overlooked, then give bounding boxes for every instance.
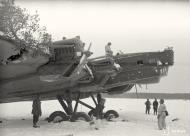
[103,93,190,100]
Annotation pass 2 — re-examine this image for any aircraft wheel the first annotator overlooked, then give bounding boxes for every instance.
[70,112,92,122]
[48,111,69,123]
[104,110,119,121]
[88,109,97,117]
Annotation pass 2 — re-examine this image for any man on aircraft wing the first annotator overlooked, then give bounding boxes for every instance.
[105,42,113,57]
[105,42,121,71]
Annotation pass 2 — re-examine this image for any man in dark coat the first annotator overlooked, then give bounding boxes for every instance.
[96,93,105,119]
[153,99,159,115]
[145,99,151,114]
[32,96,42,128]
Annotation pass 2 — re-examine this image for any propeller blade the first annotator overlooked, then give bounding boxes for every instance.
[71,43,92,77]
[79,43,92,64]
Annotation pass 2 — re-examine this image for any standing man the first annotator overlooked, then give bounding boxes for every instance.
[145,99,151,114]
[157,99,167,130]
[93,94,105,130]
[96,93,105,120]
[153,98,159,115]
[32,95,42,128]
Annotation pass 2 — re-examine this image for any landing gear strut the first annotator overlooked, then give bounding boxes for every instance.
[88,93,119,121]
[48,92,119,123]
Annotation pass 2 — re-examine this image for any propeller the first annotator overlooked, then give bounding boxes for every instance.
[70,43,92,77]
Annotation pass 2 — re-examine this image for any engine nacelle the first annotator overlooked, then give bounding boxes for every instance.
[49,38,84,63]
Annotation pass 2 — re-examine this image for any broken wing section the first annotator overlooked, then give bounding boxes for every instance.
[0,38,49,80]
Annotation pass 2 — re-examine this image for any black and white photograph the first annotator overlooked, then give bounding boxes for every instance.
[0,0,190,136]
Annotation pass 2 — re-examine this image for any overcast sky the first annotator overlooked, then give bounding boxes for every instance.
[16,0,190,65]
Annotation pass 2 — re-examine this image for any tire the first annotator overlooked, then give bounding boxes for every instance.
[104,110,119,121]
[48,111,69,123]
[88,109,97,117]
[70,112,92,122]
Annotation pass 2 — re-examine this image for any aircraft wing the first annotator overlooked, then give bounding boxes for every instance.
[77,64,168,94]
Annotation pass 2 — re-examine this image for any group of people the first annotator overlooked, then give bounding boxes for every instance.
[145,98,168,130]
[145,99,159,115]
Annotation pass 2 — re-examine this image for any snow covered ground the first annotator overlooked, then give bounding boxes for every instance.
[0,98,190,136]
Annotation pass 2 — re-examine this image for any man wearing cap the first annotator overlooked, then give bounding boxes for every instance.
[157,99,167,130]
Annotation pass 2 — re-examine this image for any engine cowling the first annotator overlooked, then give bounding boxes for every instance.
[49,38,84,63]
